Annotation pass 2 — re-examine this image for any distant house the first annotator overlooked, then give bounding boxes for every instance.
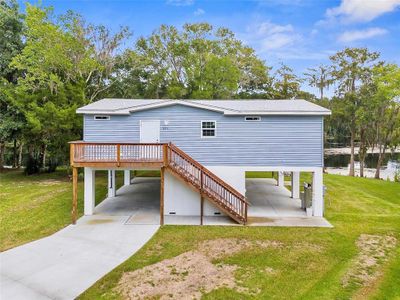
[70,99,331,225]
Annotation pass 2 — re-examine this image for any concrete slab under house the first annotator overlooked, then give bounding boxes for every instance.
[69,99,332,227]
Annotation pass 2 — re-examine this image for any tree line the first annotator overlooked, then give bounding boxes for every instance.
[0,1,399,178]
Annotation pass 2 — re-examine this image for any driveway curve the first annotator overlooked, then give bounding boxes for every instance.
[1,214,159,300]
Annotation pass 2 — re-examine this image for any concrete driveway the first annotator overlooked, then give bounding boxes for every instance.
[1,214,159,300]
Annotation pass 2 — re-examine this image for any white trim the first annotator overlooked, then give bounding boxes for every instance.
[201,120,217,138]
[93,115,110,120]
[203,166,323,172]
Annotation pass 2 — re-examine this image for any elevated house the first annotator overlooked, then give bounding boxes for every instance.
[69,99,331,225]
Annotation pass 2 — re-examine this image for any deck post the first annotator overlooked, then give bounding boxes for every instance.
[72,167,78,224]
[84,167,95,215]
[200,196,204,225]
[278,171,284,187]
[291,171,300,199]
[160,167,165,225]
[200,168,204,225]
[312,168,324,217]
[70,143,75,166]
[163,143,168,166]
[108,170,116,197]
[124,170,131,186]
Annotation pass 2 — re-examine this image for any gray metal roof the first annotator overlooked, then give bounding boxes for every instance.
[77,98,331,116]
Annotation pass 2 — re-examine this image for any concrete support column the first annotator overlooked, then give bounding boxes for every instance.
[277,171,284,187]
[312,168,324,217]
[124,170,131,186]
[291,171,300,199]
[108,170,116,197]
[84,167,95,215]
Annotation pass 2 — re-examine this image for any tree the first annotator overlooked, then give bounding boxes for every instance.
[111,23,271,99]
[304,65,332,101]
[272,63,302,99]
[0,0,24,168]
[191,55,239,99]
[8,4,129,171]
[370,64,400,179]
[330,47,380,176]
[0,0,23,81]
[356,81,378,177]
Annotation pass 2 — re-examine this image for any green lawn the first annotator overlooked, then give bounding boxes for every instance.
[2,170,399,299]
[78,173,400,300]
[0,169,123,251]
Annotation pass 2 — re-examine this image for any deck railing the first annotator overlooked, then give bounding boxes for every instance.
[70,141,248,224]
[70,142,164,165]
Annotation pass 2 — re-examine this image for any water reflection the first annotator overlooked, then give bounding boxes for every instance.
[324,152,400,168]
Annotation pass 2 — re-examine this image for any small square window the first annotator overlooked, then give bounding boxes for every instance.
[201,121,216,137]
[94,115,110,120]
[244,116,261,121]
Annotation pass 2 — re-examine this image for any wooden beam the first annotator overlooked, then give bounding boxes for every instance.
[160,167,165,225]
[116,144,121,167]
[70,143,75,167]
[71,162,163,168]
[72,167,78,224]
[163,143,168,166]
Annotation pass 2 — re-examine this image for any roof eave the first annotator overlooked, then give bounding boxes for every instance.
[224,111,332,116]
[76,109,130,115]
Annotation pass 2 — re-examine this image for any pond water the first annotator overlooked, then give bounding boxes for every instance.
[324,152,400,169]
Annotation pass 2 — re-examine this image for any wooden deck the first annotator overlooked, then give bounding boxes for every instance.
[69,141,248,225]
[70,142,164,168]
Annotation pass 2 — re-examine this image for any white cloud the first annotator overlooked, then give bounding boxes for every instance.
[338,27,388,42]
[245,20,301,52]
[326,0,400,23]
[194,8,205,16]
[166,0,194,6]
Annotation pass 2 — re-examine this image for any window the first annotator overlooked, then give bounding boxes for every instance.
[94,115,110,120]
[201,121,216,137]
[244,116,261,121]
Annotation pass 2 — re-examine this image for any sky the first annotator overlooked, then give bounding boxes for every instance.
[20,0,400,96]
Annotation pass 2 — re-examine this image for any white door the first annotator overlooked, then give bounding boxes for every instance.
[140,120,160,143]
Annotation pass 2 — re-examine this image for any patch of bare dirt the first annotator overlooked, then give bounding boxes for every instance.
[197,238,282,260]
[115,238,282,300]
[342,234,397,289]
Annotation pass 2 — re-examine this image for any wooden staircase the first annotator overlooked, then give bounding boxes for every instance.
[69,141,248,225]
[164,143,248,224]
